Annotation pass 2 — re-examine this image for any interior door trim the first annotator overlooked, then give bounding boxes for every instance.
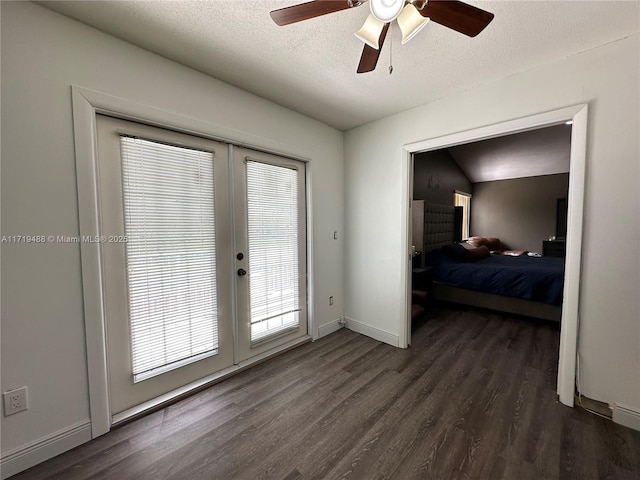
[400,103,588,408]
[72,86,316,439]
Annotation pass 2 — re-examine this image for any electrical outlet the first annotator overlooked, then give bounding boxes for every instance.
[3,386,28,416]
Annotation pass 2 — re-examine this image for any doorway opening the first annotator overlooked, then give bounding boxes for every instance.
[401,104,588,407]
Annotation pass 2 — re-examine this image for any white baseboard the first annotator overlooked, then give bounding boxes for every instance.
[317,318,344,338]
[345,317,399,347]
[0,420,92,479]
[612,403,640,432]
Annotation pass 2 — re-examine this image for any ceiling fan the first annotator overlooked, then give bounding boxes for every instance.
[270,0,494,74]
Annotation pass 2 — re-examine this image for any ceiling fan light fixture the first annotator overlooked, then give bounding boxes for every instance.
[369,0,404,23]
[354,14,385,49]
[398,3,430,44]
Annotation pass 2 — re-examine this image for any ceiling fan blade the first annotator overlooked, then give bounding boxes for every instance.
[357,23,390,73]
[419,0,494,37]
[270,0,361,26]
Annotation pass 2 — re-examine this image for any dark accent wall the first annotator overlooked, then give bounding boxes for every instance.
[414,150,472,204]
[471,174,570,252]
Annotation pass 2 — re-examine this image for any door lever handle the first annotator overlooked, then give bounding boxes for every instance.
[237,268,247,276]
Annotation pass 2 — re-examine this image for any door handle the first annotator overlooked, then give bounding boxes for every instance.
[237,268,247,277]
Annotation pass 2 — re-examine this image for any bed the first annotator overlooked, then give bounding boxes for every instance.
[419,203,564,322]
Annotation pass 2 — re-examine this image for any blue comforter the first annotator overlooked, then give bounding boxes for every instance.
[424,250,565,305]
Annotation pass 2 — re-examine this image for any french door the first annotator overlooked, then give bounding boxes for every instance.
[233,148,307,362]
[96,116,307,420]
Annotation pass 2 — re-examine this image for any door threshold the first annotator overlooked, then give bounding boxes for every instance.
[111,335,312,427]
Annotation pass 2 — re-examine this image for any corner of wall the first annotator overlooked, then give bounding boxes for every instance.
[345,317,399,347]
[317,318,346,339]
[612,403,640,432]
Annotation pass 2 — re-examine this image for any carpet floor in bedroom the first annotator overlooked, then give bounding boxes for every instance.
[11,304,640,480]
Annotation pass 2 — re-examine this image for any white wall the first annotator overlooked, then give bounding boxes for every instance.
[0,0,344,465]
[345,35,639,409]
[472,174,570,253]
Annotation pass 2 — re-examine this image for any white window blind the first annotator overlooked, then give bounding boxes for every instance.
[246,160,301,343]
[120,136,219,382]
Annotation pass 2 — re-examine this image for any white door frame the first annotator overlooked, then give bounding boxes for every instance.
[399,104,588,407]
[71,86,315,437]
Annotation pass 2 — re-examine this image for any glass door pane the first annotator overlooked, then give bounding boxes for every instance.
[246,160,301,344]
[234,148,307,361]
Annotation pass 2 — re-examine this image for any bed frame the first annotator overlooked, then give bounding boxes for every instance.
[421,202,562,322]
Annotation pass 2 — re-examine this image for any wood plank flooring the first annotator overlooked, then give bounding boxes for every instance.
[11,304,640,479]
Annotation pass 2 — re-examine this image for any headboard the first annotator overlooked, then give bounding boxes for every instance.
[423,202,456,255]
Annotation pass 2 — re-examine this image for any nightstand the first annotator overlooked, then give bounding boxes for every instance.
[543,240,566,258]
[412,267,432,320]
[412,266,433,291]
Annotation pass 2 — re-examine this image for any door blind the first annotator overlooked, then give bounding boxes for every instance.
[246,160,301,343]
[120,136,219,382]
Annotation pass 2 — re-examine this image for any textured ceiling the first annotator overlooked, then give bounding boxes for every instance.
[40,1,639,130]
[448,124,572,183]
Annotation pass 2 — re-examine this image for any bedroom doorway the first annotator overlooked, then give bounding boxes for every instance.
[402,104,588,407]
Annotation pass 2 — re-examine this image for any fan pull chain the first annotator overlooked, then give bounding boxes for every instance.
[389,27,393,74]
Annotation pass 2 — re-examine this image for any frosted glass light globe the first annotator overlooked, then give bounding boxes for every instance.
[370,0,404,23]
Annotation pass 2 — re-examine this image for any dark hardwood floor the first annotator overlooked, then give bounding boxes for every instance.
[12,304,640,480]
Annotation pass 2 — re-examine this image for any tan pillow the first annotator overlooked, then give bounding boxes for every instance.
[467,236,487,248]
[485,237,502,251]
[468,236,501,251]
